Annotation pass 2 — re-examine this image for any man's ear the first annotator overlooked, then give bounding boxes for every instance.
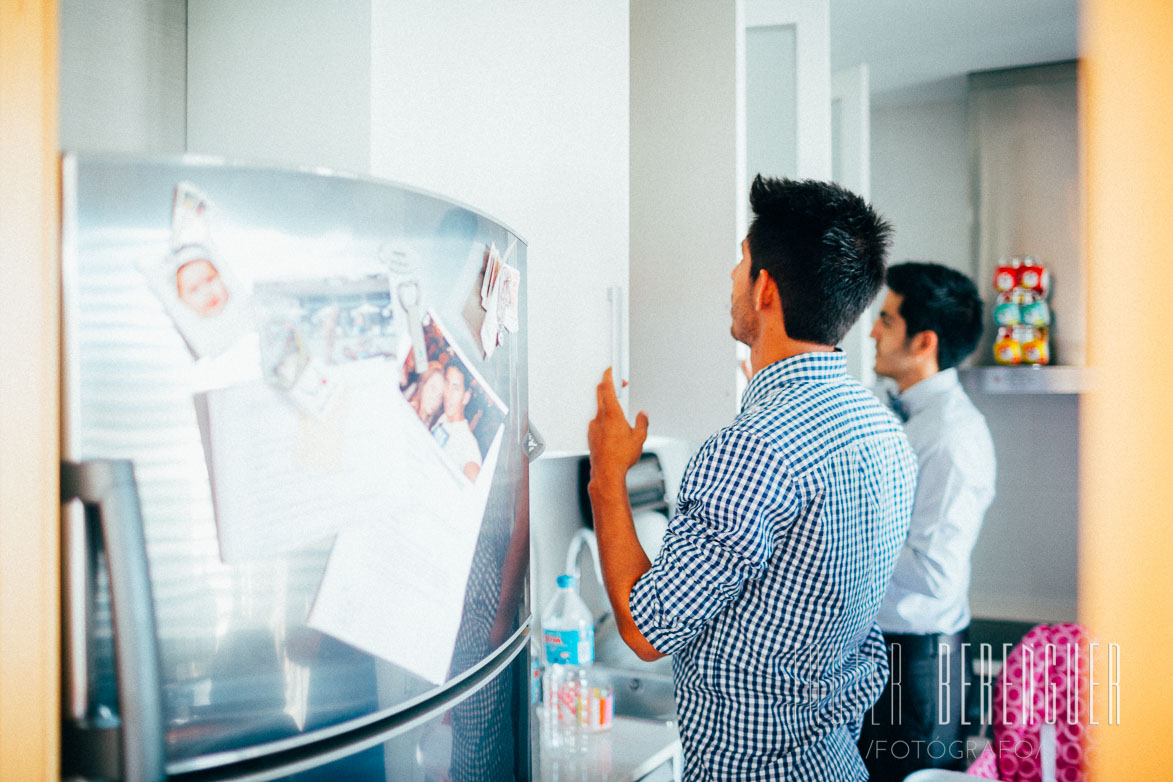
[753,270,778,311]
[463,389,472,406]
[910,329,939,360]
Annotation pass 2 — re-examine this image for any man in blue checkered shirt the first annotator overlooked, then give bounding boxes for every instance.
[588,176,917,780]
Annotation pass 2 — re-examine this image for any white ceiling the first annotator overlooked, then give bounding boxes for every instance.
[830,0,1079,106]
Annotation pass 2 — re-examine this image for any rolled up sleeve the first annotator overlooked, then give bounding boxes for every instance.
[628,426,796,655]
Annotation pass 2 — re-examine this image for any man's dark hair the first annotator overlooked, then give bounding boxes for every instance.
[444,357,470,389]
[885,262,984,370]
[747,175,892,345]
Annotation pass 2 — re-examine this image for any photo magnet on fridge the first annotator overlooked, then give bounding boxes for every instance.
[398,310,508,484]
[139,181,251,359]
[140,241,252,360]
[253,276,398,417]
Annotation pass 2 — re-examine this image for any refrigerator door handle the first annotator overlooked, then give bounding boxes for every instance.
[61,460,166,782]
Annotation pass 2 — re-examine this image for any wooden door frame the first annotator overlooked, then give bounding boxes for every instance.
[0,1,61,779]
[1080,1,1173,778]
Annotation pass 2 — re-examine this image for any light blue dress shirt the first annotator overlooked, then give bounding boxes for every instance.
[876,368,996,635]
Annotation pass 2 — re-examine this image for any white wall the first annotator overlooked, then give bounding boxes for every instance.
[187,0,372,173]
[870,97,1079,622]
[629,0,745,448]
[965,389,1079,621]
[60,0,186,154]
[367,1,630,454]
[870,99,971,272]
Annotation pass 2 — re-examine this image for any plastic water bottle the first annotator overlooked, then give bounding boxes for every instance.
[542,574,594,750]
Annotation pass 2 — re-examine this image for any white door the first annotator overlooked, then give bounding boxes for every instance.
[741,0,832,399]
[831,63,876,385]
[744,0,831,183]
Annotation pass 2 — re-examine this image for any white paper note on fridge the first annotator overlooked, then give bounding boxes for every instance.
[200,361,403,563]
[308,427,504,684]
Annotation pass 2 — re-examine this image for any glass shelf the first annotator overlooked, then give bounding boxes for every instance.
[958,365,1092,394]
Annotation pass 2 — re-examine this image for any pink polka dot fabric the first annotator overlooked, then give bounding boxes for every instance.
[969,744,1000,777]
[966,623,1091,781]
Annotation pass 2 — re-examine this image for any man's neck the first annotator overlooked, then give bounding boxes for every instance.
[443,412,465,424]
[895,364,939,393]
[750,337,834,375]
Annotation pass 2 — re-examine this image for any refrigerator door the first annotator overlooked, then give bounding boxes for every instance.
[163,632,530,782]
[61,155,531,775]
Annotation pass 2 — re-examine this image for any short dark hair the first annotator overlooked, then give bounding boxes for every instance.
[747,175,891,345]
[444,357,470,388]
[885,262,984,370]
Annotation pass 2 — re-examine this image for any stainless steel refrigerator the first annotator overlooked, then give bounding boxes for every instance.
[60,154,536,781]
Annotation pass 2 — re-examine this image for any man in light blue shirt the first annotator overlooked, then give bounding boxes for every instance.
[586,176,917,780]
[860,262,996,780]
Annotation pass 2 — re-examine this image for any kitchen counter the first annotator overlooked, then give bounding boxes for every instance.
[538,714,682,781]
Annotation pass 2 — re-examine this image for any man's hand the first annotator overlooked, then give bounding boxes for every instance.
[587,368,649,492]
[585,368,663,662]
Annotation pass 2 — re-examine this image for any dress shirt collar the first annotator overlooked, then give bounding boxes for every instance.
[897,367,960,419]
[742,350,847,411]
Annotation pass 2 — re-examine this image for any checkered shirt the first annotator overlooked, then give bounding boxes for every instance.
[629,351,917,780]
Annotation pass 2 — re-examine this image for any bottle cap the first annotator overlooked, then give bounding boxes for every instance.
[556,574,577,589]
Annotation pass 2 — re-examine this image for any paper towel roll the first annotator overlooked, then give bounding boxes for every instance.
[633,510,669,560]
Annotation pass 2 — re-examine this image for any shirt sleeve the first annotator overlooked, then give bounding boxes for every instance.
[885,441,993,599]
[628,426,797,655]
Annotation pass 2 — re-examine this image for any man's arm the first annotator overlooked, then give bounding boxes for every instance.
[887,444,994,598]
[587,369,665,662]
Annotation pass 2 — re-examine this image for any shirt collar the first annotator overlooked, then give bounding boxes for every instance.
[897,367,960,418]
[742,350,847,411]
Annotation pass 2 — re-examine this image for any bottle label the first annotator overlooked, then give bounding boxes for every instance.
[544,627,594,665]
[530,654,542,705]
